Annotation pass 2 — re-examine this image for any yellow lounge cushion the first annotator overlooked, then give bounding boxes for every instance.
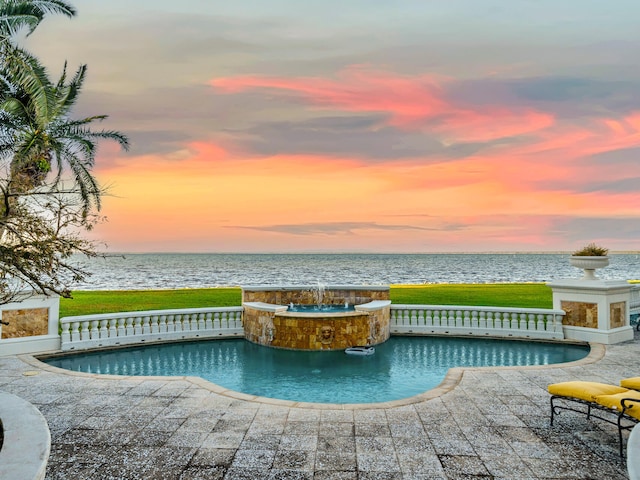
[595,390,640,420]
[620,377,640,391]
[548,381,629,402]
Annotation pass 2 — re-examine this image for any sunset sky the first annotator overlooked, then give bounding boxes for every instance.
[23,1,640,253]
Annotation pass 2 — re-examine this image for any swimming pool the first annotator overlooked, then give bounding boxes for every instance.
[44,336,589,404]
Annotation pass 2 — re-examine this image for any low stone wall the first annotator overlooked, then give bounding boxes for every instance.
[241,285,390,306]
[244,303,391,350]
[0,293,61,356]
[242,286,391,350]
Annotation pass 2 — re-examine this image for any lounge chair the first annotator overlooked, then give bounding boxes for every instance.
[548,380,640,457]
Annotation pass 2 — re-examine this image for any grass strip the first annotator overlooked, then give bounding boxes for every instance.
[59,283,552,318]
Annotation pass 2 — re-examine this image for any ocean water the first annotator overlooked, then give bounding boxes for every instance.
[70,253,640,290]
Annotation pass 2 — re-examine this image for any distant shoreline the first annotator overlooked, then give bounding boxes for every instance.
[96,251,640,255]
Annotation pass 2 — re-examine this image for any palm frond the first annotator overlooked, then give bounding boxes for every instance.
[0,1,75,40]
[3,45,54,123]
[0,4,42,39]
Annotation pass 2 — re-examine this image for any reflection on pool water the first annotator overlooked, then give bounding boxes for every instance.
[44,337,589,404]
[286,304,355,313]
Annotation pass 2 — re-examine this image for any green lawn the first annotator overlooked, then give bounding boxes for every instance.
[60,283,552,317]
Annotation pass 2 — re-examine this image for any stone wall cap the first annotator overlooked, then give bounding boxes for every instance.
[242,302,289,312]
[241,285,389,291]
[355,300,392,311]
[547,279,632,291]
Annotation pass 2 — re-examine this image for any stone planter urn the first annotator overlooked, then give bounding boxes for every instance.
[569,256,610,280]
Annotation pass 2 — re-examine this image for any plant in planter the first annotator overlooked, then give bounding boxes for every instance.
[570,243,610,280]
[572,243,609,257]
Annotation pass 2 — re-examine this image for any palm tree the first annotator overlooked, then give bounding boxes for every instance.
[0,0,128,218]
[0,1,76,117]
[1,62,129,216]
[0,0,76,213]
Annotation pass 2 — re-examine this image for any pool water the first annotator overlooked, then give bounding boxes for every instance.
[287,304,355,312]
[44,337,589,404]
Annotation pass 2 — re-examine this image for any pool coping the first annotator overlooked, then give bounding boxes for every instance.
[21,341,604,410]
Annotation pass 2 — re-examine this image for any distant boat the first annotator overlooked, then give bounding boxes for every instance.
[345,346,375,356]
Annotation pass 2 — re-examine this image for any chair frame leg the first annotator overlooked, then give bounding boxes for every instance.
[549,395,637,458]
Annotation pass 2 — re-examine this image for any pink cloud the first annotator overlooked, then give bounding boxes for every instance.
[211,65,554,143]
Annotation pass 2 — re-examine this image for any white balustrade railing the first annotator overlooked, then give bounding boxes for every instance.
[60,307,243,351]
[60,304,568,351]
[390,305,565,340]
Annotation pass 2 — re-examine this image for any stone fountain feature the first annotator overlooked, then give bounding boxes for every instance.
[242,285,391,350]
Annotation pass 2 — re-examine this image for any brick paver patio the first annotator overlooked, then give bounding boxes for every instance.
[1,332,637,479]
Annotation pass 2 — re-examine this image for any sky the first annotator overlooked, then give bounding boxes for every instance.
[21,1,640,253]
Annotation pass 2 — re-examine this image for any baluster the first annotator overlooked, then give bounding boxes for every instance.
[447,309,455,327]
[213,312,221,329]
[150,315,159,334]
[134,316,143,335]
[425,309,434,327]
[205,312,213,330]
[553,314,564,334]
[72,321,81,342]
[416,309,424,325]
[89,320,99,339]
[510,313,519,331]
[463,310,471,328]
[478,311,486,330]
[61,323,71,345]
[107,318,117,338]
[410,309,417,325]
[433,309,441,326]
[116,317,126,337]
[545,314,554,332]
[401,309,410,325]
[453,310,462,328]
[175,314,184,332]
[167,314,176,332]
[185,314,194,331]
[180,314,191,332]
[125,317,134,336]
[528,313,536,331]
[142,316,151,334]
[536,314,544,331]
[159,315,168,333]
[471,310,478,329]
[492,312,501,330]
[198,313,206,330]
[99,319,109,339]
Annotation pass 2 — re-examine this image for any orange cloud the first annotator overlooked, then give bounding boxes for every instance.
[89,68,640,252]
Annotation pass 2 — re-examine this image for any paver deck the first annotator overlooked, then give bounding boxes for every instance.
[1,332,638,479]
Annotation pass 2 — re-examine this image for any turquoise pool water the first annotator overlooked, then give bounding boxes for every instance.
[44,337,589,404]
[287,304,355,312]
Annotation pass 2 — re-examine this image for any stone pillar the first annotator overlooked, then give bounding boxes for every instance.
[547,279,634,344]
[0,292,61,355]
